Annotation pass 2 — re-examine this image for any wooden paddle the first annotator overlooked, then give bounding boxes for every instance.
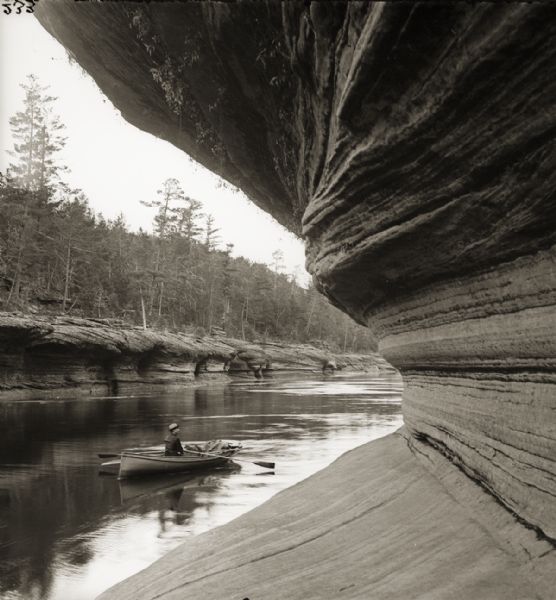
[181,447,275,470]
[98,447,156,459]
[98,448,275,470]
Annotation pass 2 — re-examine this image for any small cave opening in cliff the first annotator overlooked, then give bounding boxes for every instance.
[100,359,119,395]
[136,350,159,378]
[194,359,208,376]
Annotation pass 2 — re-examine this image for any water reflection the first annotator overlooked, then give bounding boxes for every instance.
[116,468,241,539]
[0,374,402,599]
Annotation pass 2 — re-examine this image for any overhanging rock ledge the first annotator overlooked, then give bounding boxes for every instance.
[34,2,556,597]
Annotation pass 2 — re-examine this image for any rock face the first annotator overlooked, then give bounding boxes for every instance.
[34,1,556,595]
[98,430,555,600]
[0,314,390,392]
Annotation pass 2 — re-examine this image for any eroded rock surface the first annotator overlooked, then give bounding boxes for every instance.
[0,313,389,392]
[34,1,556,595]
[98,431,555,600]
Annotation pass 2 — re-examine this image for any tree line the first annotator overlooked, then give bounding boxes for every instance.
[0,75,377,352]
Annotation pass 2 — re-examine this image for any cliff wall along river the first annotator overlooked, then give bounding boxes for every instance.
[0,313,391,393]
[32,2,556,598]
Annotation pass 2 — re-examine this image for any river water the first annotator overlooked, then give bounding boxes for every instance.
[0,374,403,600]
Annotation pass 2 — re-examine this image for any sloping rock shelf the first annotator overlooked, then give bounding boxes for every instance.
[99,430,554,600]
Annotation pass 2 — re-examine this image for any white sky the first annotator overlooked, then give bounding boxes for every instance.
[0,13,310,285]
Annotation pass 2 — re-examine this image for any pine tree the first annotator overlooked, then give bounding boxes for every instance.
[8,74,66,194]
[172,196,203,255]
[141,178,187,317]
[204,214,220,251]
[55,195,97,313]
[220,242,236,332]
[4,75,67,307]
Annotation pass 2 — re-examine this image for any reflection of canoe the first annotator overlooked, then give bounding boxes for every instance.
[119,471,214,503]
[119,443,241,478]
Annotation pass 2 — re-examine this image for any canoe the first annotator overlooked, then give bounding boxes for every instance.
[118,442,241,479]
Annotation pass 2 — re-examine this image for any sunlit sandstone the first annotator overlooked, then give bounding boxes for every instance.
[35,1,556,597]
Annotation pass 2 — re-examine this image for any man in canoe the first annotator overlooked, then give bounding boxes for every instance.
[165,422,185,456]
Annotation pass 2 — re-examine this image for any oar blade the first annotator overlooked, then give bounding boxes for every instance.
[98,447,159,459]
[253,460,275,470]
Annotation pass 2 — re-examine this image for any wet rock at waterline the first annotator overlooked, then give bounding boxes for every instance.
[0,313,391,392]
[34,1,556,598]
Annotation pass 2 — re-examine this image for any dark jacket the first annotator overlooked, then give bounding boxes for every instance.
[165,433,185,456]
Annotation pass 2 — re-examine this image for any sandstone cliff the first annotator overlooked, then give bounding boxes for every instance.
[33,2,556,597]
[0,313,390,392]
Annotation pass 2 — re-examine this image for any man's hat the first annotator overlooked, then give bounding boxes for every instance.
[169,423,179,432]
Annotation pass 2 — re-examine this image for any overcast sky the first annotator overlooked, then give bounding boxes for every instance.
[0,13,310,285]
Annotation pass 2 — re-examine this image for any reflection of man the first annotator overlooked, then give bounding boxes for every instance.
[164,423,185,456]
[158,486,187,536]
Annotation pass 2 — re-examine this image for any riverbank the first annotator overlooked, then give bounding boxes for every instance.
[98,427,555,600]
[0,313,394,395]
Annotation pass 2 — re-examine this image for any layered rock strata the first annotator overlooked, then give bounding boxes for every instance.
[34,1,556,596]
[0,313,390,392]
